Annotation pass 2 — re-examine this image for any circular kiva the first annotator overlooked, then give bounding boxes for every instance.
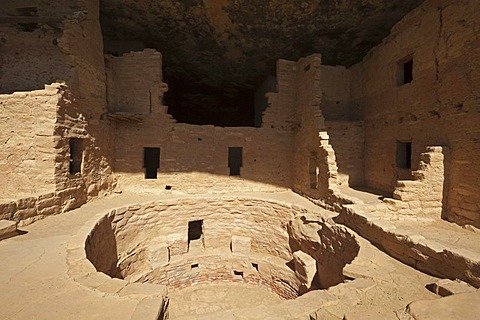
[84,197,360,302]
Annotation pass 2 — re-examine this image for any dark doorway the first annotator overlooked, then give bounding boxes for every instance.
[397,57,414,86]
[228,147,243,176]
[143,147,160,179]
[69,138,83,175]
[396,141,412,169]
[188,220,203,243]
[403,59,414,84]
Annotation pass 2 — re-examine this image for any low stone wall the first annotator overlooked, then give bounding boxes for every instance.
[339,204,480,288]
[0,189,85,225]
[385,146,447,217]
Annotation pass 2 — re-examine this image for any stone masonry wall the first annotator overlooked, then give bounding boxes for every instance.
[262,59,298,131]
[0,86,59,199]
[319,65,360,121]
[111,50,294,192]
[106,49,168,114]
[0,27,72,94]
[354,0,480,227]
[0,0,115,224]
[292,55,341,199]
[325,121,364,188]
[384,146,447,217]
[54,0,115,202]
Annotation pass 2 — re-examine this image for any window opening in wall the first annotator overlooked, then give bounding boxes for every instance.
[397,57,414,85]
[309,152,319,189]
[69,138,83,175]
[191,263,199,270]
[228,147,243,176]
[143,147,160,179]
[252,263,259,271]
[188,220,203,245]
[233,270,244,278]
[396,141,412,169]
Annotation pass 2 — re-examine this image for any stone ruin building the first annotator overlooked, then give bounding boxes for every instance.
[0,0,479,319]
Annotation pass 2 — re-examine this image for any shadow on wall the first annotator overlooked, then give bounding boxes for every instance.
[85,214,122,278]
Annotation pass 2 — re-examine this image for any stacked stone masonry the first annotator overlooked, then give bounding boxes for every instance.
[385,146,447,217]
[1,0,116,224]
[352,0,480,227]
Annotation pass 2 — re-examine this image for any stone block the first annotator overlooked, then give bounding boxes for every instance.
[231,235,251,254]
[0,201,17,220]
[148,244,170,269]
[13,208,38,221]
[16,197,37,210]
[0,220,17,239]
[293,250,317,289]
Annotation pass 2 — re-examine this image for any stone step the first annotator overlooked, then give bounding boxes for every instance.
[0,220,17,240]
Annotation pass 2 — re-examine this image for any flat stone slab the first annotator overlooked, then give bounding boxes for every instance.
[407,291,480,320]
[0,220,17,239]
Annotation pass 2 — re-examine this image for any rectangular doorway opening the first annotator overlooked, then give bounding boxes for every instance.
[396,141,412,169]
[69,138,83,175]
[397,57,414,85]
[228,147,243,176]
[188,220,203,242]
[143,147,160,179]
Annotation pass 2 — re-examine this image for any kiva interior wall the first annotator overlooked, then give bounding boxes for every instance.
[354,0,480,226]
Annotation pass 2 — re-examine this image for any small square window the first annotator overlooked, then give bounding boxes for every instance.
[191,263,199,270]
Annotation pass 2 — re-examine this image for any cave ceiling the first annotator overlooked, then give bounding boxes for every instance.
[100,0,425,91]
